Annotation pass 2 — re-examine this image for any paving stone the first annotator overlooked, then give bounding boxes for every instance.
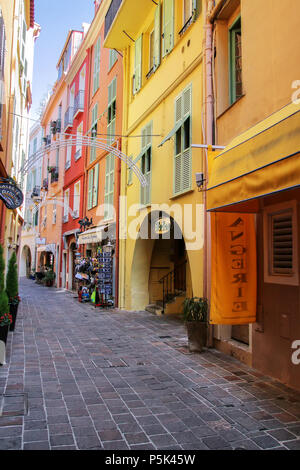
[0,278,299,451]
[23,441,50,450]
[50,434,75,447]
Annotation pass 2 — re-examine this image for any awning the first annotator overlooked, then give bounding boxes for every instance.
[78,223,117,245]
[158,116,190,148]
[37,244,56,254]
[207,101,300,212]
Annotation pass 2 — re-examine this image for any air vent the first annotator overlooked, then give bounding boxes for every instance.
[272,212,293,273]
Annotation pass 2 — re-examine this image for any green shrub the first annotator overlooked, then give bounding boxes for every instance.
[183,297,208,322]
[6,251,18,301]
[0,245,9,315]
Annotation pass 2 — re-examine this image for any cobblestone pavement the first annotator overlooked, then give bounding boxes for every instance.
[0,278,300,450]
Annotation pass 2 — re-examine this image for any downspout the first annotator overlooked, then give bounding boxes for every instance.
[114,137,121,308]
[204,1,215,347]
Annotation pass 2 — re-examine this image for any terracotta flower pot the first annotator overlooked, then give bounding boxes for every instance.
[0,325,9,365]
[185,321,207,353]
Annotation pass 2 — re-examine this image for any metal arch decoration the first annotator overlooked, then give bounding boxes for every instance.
[19,133,148,187]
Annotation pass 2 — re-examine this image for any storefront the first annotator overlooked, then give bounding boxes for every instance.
[207,101,300,391]
[75,223,116,307]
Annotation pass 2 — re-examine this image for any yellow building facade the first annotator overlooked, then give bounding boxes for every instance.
[105,0,206,313]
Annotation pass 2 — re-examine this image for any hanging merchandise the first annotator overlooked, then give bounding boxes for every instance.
[96,246,114,308]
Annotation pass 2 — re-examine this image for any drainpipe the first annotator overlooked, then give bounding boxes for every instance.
[115,137,121,308]
[204,1,215,348]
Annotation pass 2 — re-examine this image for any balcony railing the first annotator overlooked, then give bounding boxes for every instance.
[74,90,85,118]
[64,107,74,131]
[42,178,48,191]
[104,0,122,38]
[50,168,59,184]
[31,186,41,199]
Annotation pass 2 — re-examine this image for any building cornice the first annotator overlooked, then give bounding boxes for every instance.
[65,0,112,85]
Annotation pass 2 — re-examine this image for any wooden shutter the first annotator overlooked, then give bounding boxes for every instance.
[88,169,93,209]
[93,37,101,94]
[107,78,117,144]
[93,163,99,207]
[174,85,192,195]
[163,0,174,57]
[104,154,115,219]
[153,2,161,70]
[134,35,142,94]
[272,212,293,273]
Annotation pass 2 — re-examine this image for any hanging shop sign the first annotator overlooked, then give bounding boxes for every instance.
[210,212,257,325]
[154,217,171,235]
[0,178,24,210]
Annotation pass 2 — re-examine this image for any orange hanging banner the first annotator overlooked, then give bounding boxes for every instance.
[210,212,257,325]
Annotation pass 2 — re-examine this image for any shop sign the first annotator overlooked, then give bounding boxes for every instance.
[0,178,24,210]
[210,213,257,325]
[36,238,46,245]
[154,217,171,235]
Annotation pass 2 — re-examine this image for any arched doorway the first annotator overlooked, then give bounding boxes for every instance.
[20,245,32,277]
[130,211,192,313]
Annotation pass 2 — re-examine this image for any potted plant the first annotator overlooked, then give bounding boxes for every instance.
[0,245,12,365]
[43,270,56,287]
[6,252,20,332]
[183,297,208,353]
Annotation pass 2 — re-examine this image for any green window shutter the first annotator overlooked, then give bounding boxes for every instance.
[153,2,161,70]
[93,37,101,94]
[88,169,93,210]
[104,154,115,220]
[93,163,99,207]
[174,85,192,195]
[107,77,117,145]
[134,35,142,94]
[163,0,174,57]
[90,103,98,162]
[109,49,118,69]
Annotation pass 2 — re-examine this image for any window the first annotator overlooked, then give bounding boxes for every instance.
[133,35,142,95]
[75,122,83,160]
[93,36,101,95]
[149,30,155,72]
[90,104,98,162]
[65,143,71,170]
[229,17,242,105]
[87,164,99,210]
[64,190,70,221]
[140,122,152,206]
[174,85,192,195]
[264,201,299,286]
[104,154,115,221]
[79,64,86,91]
[73,181,80,218]
[109,49,118,70]
[162,0,174,57]
[107,77,117,145]
[183,0,193,24]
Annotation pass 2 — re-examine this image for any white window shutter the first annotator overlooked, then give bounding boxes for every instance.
[153,2,161,69]
[163,0,174,57]
[134,35,142,93]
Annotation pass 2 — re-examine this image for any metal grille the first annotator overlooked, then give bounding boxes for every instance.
[272,212,293,273]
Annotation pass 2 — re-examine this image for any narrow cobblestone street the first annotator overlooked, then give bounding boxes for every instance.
[0,279,299,451]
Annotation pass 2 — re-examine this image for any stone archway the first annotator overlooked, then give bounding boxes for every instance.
[20,245,32,277]
[130,210,192,312]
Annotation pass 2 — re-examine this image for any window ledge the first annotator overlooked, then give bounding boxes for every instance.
[169,188,194,200]
[217,94,245,120]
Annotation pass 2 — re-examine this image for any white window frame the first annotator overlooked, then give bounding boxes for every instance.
[263,200,299,286]
[73,181,80,218]
[64,189,70,221]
